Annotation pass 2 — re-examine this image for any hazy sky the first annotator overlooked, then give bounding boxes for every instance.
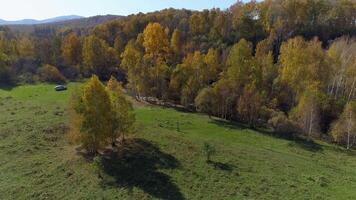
[0,0,237,20]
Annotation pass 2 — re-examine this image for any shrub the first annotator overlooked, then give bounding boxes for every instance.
[38,64,66,83]
[268,111,300,138]
[203,142,216,162]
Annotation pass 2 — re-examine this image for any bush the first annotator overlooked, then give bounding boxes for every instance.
[17,72,38,84]
[0,53,13,84]
[203,142,216,162]
[38,64,66,84]
[268,111,300,138]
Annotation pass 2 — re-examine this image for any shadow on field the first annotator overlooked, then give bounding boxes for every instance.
[99,138,184,200]
[212,118,324,153]
[288,138,323,152]
[0,83,17,91]
[210,118,272,135]
[207,160,234,172]
[209,119,245,131]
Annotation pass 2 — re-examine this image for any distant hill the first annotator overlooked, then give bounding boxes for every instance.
[2,15,124,34]
[0,15,84,25]
[49,15,123,28]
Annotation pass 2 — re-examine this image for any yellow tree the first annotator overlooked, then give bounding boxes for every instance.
[225,39,253,86]
[61,32,82,66]
[291,83,322,139]
[204,48,220,82]
[143,22,170,98]
[120,40,147,98]
[237,83,264,127]
[17,37,35,59]
[189,13,207,36]
[195,87,216,118]
[327,37,356,100]
[279,37,330,98]
[106,76,135,144]
[171,28,182,55]
[82,35,111,79]
[331,101,356,149]
[143,22,169,60]
[70,75,113,154]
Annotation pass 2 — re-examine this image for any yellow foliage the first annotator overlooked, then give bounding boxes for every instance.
[143,23,169,59]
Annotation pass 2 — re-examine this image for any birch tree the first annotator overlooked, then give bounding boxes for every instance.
[291,83,322,139]
[327,37,356,101]
[331,101,356,149]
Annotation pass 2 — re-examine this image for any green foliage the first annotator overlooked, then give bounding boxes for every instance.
[195,87,216,116]
[0,52,12,84]
[203,142,216,162]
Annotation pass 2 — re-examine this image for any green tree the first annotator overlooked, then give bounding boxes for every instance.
[195,87,216,118]
[0,52,11,84]
[203,142,216,163]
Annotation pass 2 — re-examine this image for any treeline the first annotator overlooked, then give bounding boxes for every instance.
[0,0,355,147]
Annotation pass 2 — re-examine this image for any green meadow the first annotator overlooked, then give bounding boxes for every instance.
[1,84,356,200]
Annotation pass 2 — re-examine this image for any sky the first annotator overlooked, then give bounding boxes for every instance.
[0,0,238,20]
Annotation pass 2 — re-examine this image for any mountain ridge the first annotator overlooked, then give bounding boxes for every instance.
[0,15,84,25]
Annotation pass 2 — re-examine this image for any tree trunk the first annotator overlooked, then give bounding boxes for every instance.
[308,107,314,140]
[348,77,356,102]
[347,111,352,150]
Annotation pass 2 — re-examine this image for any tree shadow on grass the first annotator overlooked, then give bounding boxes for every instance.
[207,160,234,172]
[287,137,323,152]
[209,118,246,131]
[99,138,184,200]
[211,118,324,153]
[210,118,273,135]
[0,83,17,91]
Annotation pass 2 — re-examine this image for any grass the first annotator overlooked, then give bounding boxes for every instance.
[1,83,356,199]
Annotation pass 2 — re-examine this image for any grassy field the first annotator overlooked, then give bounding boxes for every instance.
[1,84,356,200]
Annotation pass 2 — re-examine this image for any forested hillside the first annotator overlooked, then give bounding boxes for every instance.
[0,0,355,147]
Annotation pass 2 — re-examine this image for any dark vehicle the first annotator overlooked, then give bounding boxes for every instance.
[54,85,67,91]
